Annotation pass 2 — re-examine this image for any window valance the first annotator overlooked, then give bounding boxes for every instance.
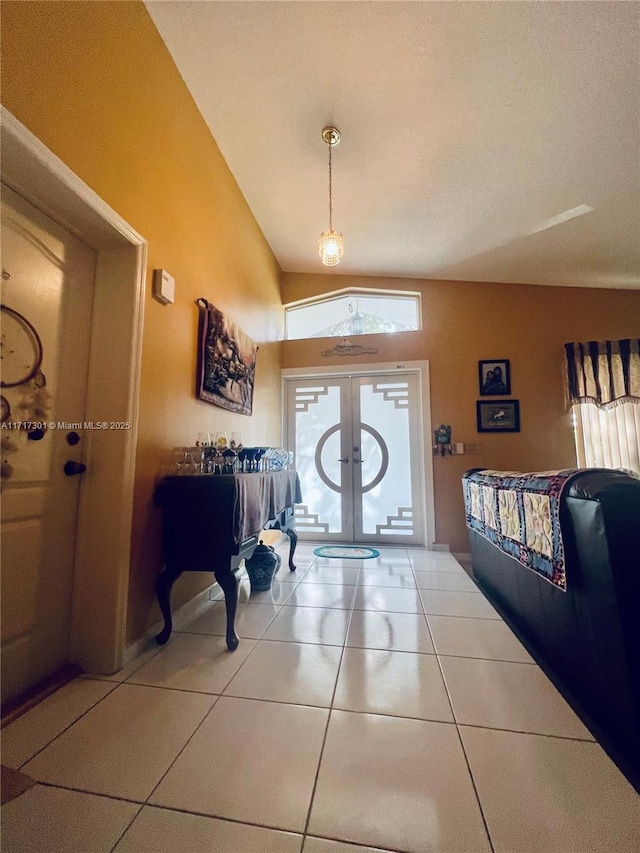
[564,339,640,409]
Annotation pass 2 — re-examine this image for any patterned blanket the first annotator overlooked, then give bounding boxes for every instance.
[462,469,583,591]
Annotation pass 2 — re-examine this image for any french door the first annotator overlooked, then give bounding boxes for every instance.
[285,372,425,545]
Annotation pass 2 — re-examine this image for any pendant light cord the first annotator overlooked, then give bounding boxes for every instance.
[328,141,333,232]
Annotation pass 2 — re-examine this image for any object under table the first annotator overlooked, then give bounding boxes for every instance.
[154,470,301,650]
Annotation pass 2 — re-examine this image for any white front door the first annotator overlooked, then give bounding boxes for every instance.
[285,372,425,545]
[1,184,96,702]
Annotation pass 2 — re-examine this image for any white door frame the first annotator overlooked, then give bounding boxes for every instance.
[282,361,436,549]
[1,107,147,674]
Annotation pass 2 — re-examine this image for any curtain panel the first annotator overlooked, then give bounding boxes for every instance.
[564,339,640,409]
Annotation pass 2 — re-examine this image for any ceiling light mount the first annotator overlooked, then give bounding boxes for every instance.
[318,125,344,267]
[322,126,341,147]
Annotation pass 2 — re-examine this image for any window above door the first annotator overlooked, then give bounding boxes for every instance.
[285,288,421,341]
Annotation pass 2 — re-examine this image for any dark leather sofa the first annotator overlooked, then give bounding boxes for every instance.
[463,468,640,788]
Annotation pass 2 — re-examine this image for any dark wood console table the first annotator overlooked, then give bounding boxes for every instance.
[154,470,301,651]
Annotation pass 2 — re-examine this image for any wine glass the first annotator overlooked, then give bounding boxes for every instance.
[212,431,228,449]
[173,446,191,474]
[230,431,244,451]
[186,446,203,474]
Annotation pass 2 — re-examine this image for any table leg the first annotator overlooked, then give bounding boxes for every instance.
[284,526,298,572]
[214,564,239,651]
[155,565,183,645]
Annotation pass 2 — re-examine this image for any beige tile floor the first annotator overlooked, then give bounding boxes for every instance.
[2,543,639,853]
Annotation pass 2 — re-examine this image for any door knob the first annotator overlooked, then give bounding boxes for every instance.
[64,460,86,476]
[353,458,364,464]
[337,457,349,463]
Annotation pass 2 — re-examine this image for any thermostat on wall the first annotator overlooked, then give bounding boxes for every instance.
[153,269,175,304]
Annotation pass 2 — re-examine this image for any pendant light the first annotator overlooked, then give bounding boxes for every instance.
[318,126,344,267]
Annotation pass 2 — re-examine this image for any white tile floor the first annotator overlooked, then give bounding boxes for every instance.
[2,544,639,852]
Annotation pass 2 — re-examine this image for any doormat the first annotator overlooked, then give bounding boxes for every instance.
[314,545,380,559]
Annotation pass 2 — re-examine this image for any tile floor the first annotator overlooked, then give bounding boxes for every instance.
[2,544,639,852]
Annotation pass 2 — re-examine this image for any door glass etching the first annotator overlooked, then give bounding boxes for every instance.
[293,383,343,534]
[287,373,423,545]
[358,380,414,537]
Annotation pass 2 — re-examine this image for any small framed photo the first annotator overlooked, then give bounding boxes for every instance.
[479,359,511,396]
[477,400,520,433]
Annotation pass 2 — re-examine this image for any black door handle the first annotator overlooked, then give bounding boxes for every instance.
[64,460,86,476]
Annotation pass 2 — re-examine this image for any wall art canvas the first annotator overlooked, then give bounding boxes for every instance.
[196,298,257,416]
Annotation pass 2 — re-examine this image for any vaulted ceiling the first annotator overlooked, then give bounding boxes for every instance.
[146,1,639,289]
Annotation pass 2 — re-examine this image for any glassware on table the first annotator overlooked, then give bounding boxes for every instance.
[173,447,189,474]
[204,451,216,474]
[187,446,204,474]
[222,447,238,474]
[210,446,225,474]
[212,431,228,450]
[229,431,244,451]
[196,432,211,448]
[241,447,255,472]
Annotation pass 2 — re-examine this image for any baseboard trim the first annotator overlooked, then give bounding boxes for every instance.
[123,585,216,667]
[1,663,83,728]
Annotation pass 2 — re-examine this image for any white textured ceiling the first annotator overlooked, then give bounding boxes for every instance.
[146,1,639,289]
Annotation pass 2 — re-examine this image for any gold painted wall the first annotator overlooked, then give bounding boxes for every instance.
[1,1,284,643]
[282,273,640,552]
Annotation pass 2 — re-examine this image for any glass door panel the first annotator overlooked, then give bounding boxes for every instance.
[286,372,424,545]
[288,379,351,539]
[355,376,422,543]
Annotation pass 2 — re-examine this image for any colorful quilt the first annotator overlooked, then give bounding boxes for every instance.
[463,469,583,591]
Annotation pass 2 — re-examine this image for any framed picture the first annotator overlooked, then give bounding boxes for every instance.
[477,400,520,433]
[196,298,258,416]
[479,359,511,396]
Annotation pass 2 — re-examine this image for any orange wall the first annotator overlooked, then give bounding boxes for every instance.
[1,1,284,643]
[282,273,640,552]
